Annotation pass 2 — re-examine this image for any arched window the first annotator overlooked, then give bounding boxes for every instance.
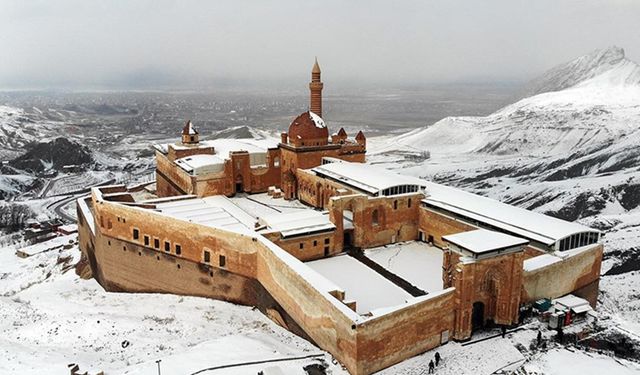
[273,156,280,167]
[372,209,379,226]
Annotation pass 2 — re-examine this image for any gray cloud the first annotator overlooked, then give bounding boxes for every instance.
[1,0,639,89]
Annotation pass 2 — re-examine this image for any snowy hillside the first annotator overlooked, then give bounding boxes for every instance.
[0,106,65,160]
[523,46,640,96]
[383,47,640,158]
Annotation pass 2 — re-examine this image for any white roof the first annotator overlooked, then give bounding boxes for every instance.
[443,229,528,254]
[553,294,590,310]
[259,210,335,238]
[422,181,600,246]
[175,154,225,174]
[312,161,425,195]
[166,138,278,174]
[155,196,256,234]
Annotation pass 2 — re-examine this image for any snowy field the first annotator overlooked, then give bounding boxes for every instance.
[364,241,443,293]
[0,241,347,375]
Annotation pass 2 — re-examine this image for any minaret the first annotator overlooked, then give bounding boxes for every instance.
[309,57,323,118]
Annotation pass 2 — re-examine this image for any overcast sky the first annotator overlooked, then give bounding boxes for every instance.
[1,0,639,90]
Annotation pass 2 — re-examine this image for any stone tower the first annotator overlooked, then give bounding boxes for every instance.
[309,57,323,117]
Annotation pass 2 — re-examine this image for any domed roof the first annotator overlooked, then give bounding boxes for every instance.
[288,111,329,141]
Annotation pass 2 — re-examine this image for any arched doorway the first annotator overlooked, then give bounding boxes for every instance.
[235,174,243,194]
[472,301,485,331]
[342,203,354,249]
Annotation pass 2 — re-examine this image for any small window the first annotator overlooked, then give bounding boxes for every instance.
[204,250,211,263]
[175,244,182,255]
[144,235,150,246]
[133,229,139,240]
[299,243,304,249]
[107,220,112,230]
[324,238,330,244]
[164,241,170,252]
[154,238,160,249]
[313,240,318,247]
[190,136,194,142]
[108,240,111,246]
[408,198,412,208]
[123,218,126,223]
[394,200,398,210]
[372,209,379,226]
[219,255,226,268]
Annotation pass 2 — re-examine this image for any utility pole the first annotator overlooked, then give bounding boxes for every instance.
[156,359,162,375]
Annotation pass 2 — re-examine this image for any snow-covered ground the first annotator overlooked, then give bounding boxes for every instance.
[364,241,443,293]
[306,254,413,314]
[0,242,347,375]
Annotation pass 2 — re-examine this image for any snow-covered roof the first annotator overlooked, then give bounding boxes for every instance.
[259,210,335,238]
[312,161,425,196]
[443,229,528,256]
[164,138,278,174]
[421,181,600,247]
[309,111,326,128]
[155,196,257,234]
[175,154,226,174]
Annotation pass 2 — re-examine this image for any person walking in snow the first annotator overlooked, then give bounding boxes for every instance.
[435,352,441,366]
[428,359,435,373]
[501,325,507,338]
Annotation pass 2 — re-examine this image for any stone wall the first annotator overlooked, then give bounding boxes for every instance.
[261,231,339,262]
[419,207,476,248]
[522,244,603,307]
[354,289,455,374]
[329,193,423,250]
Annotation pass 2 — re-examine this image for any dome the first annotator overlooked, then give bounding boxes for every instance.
[288,111,329,141]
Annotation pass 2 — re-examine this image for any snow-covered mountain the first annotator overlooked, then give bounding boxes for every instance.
[387,46,640,157]
[0,105,64,160]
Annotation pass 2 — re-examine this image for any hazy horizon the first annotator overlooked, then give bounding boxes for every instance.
[2,0,640,90]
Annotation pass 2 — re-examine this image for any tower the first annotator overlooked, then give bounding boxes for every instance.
[309,57,323,117]
[181,120,199,145]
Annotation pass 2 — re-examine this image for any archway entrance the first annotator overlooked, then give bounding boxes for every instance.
[235,174,243,194]
[472,301,485,332]
[342,205,354,249]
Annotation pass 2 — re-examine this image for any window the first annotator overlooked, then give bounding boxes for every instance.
[154,238,160,249]
[133,228,139,240]
[273,156,280,167]
[175,244,182,255]
[394,200,398,210]
[204,250,211,263]
[144,235,150,246]
[372,209,379,226]
[190,136,194,142]
[324,238,330,244]
[107,219,112,230]
[313,240,318,247]
[408,198,412,208]
[299,243,304,249]
[164,241,170,252]
[219,255,226,268]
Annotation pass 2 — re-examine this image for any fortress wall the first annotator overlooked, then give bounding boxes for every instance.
[255,239,361,373]
[522,244,603,307]
[354,288,455,374]
[419,207,476,248]
[156,151,194,196]
[92,194,259,279]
